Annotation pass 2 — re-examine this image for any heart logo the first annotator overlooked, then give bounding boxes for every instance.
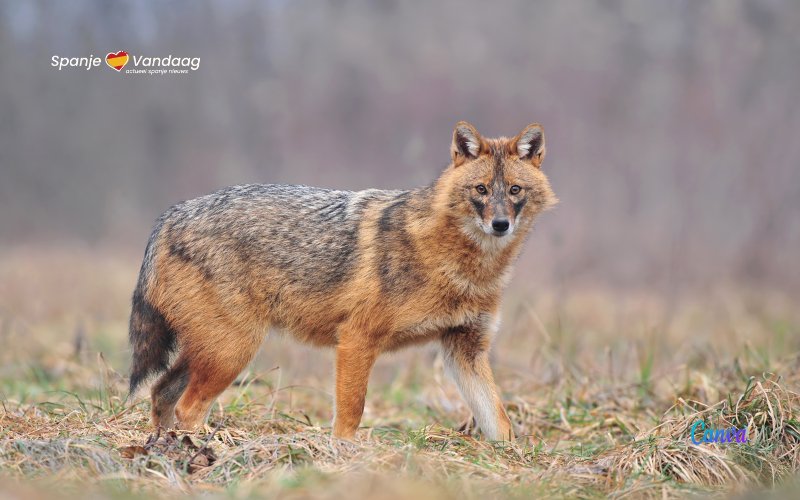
[106,51,129,71]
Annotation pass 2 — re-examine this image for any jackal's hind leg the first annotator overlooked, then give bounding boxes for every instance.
[150,356,190,429]
[174,330,263,430]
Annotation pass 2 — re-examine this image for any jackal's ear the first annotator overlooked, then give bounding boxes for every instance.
[514,123,546,167]
[451,121,483,163]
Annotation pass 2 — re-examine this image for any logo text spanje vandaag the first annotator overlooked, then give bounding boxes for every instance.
[690,420,748,445]
[51,51,200,74]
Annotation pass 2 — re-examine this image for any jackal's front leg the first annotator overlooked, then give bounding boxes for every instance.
[333,340,378,439]
[441,318,514,441]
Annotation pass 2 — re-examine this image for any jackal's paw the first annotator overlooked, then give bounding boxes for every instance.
[331,420,359,441]
[174,408,205,432]
[456,414,477,435]
[151,411,175,431]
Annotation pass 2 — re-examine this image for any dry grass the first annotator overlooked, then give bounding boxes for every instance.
[1,246,799,499]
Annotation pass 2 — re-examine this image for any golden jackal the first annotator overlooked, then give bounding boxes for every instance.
[129,121,556,440]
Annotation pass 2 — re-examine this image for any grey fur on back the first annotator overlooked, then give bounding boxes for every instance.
[157,184,405,292]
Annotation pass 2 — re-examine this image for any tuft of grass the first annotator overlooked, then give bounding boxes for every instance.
[594,373,800,493]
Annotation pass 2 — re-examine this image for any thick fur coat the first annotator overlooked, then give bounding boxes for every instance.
[129,121,556,440]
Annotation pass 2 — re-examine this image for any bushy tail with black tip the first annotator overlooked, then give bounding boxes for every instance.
[128,227,177,397]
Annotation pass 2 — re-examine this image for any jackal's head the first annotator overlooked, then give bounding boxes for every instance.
[442,121,557,245]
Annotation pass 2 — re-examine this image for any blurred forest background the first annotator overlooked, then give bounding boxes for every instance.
[1,0,799,295]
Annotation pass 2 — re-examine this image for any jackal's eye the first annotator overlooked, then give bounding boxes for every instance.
[475,184,488,195]
[509,185,521,195]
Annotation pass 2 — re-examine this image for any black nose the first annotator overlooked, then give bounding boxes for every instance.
[492,219,510,233]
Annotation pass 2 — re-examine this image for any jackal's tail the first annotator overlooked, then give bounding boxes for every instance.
[127,229,177,397]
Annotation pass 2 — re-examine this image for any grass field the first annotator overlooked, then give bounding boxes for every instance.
[1,246,799,498]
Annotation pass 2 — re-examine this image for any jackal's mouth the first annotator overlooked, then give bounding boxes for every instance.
[462,217,516,248]
[490,228,513,238]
